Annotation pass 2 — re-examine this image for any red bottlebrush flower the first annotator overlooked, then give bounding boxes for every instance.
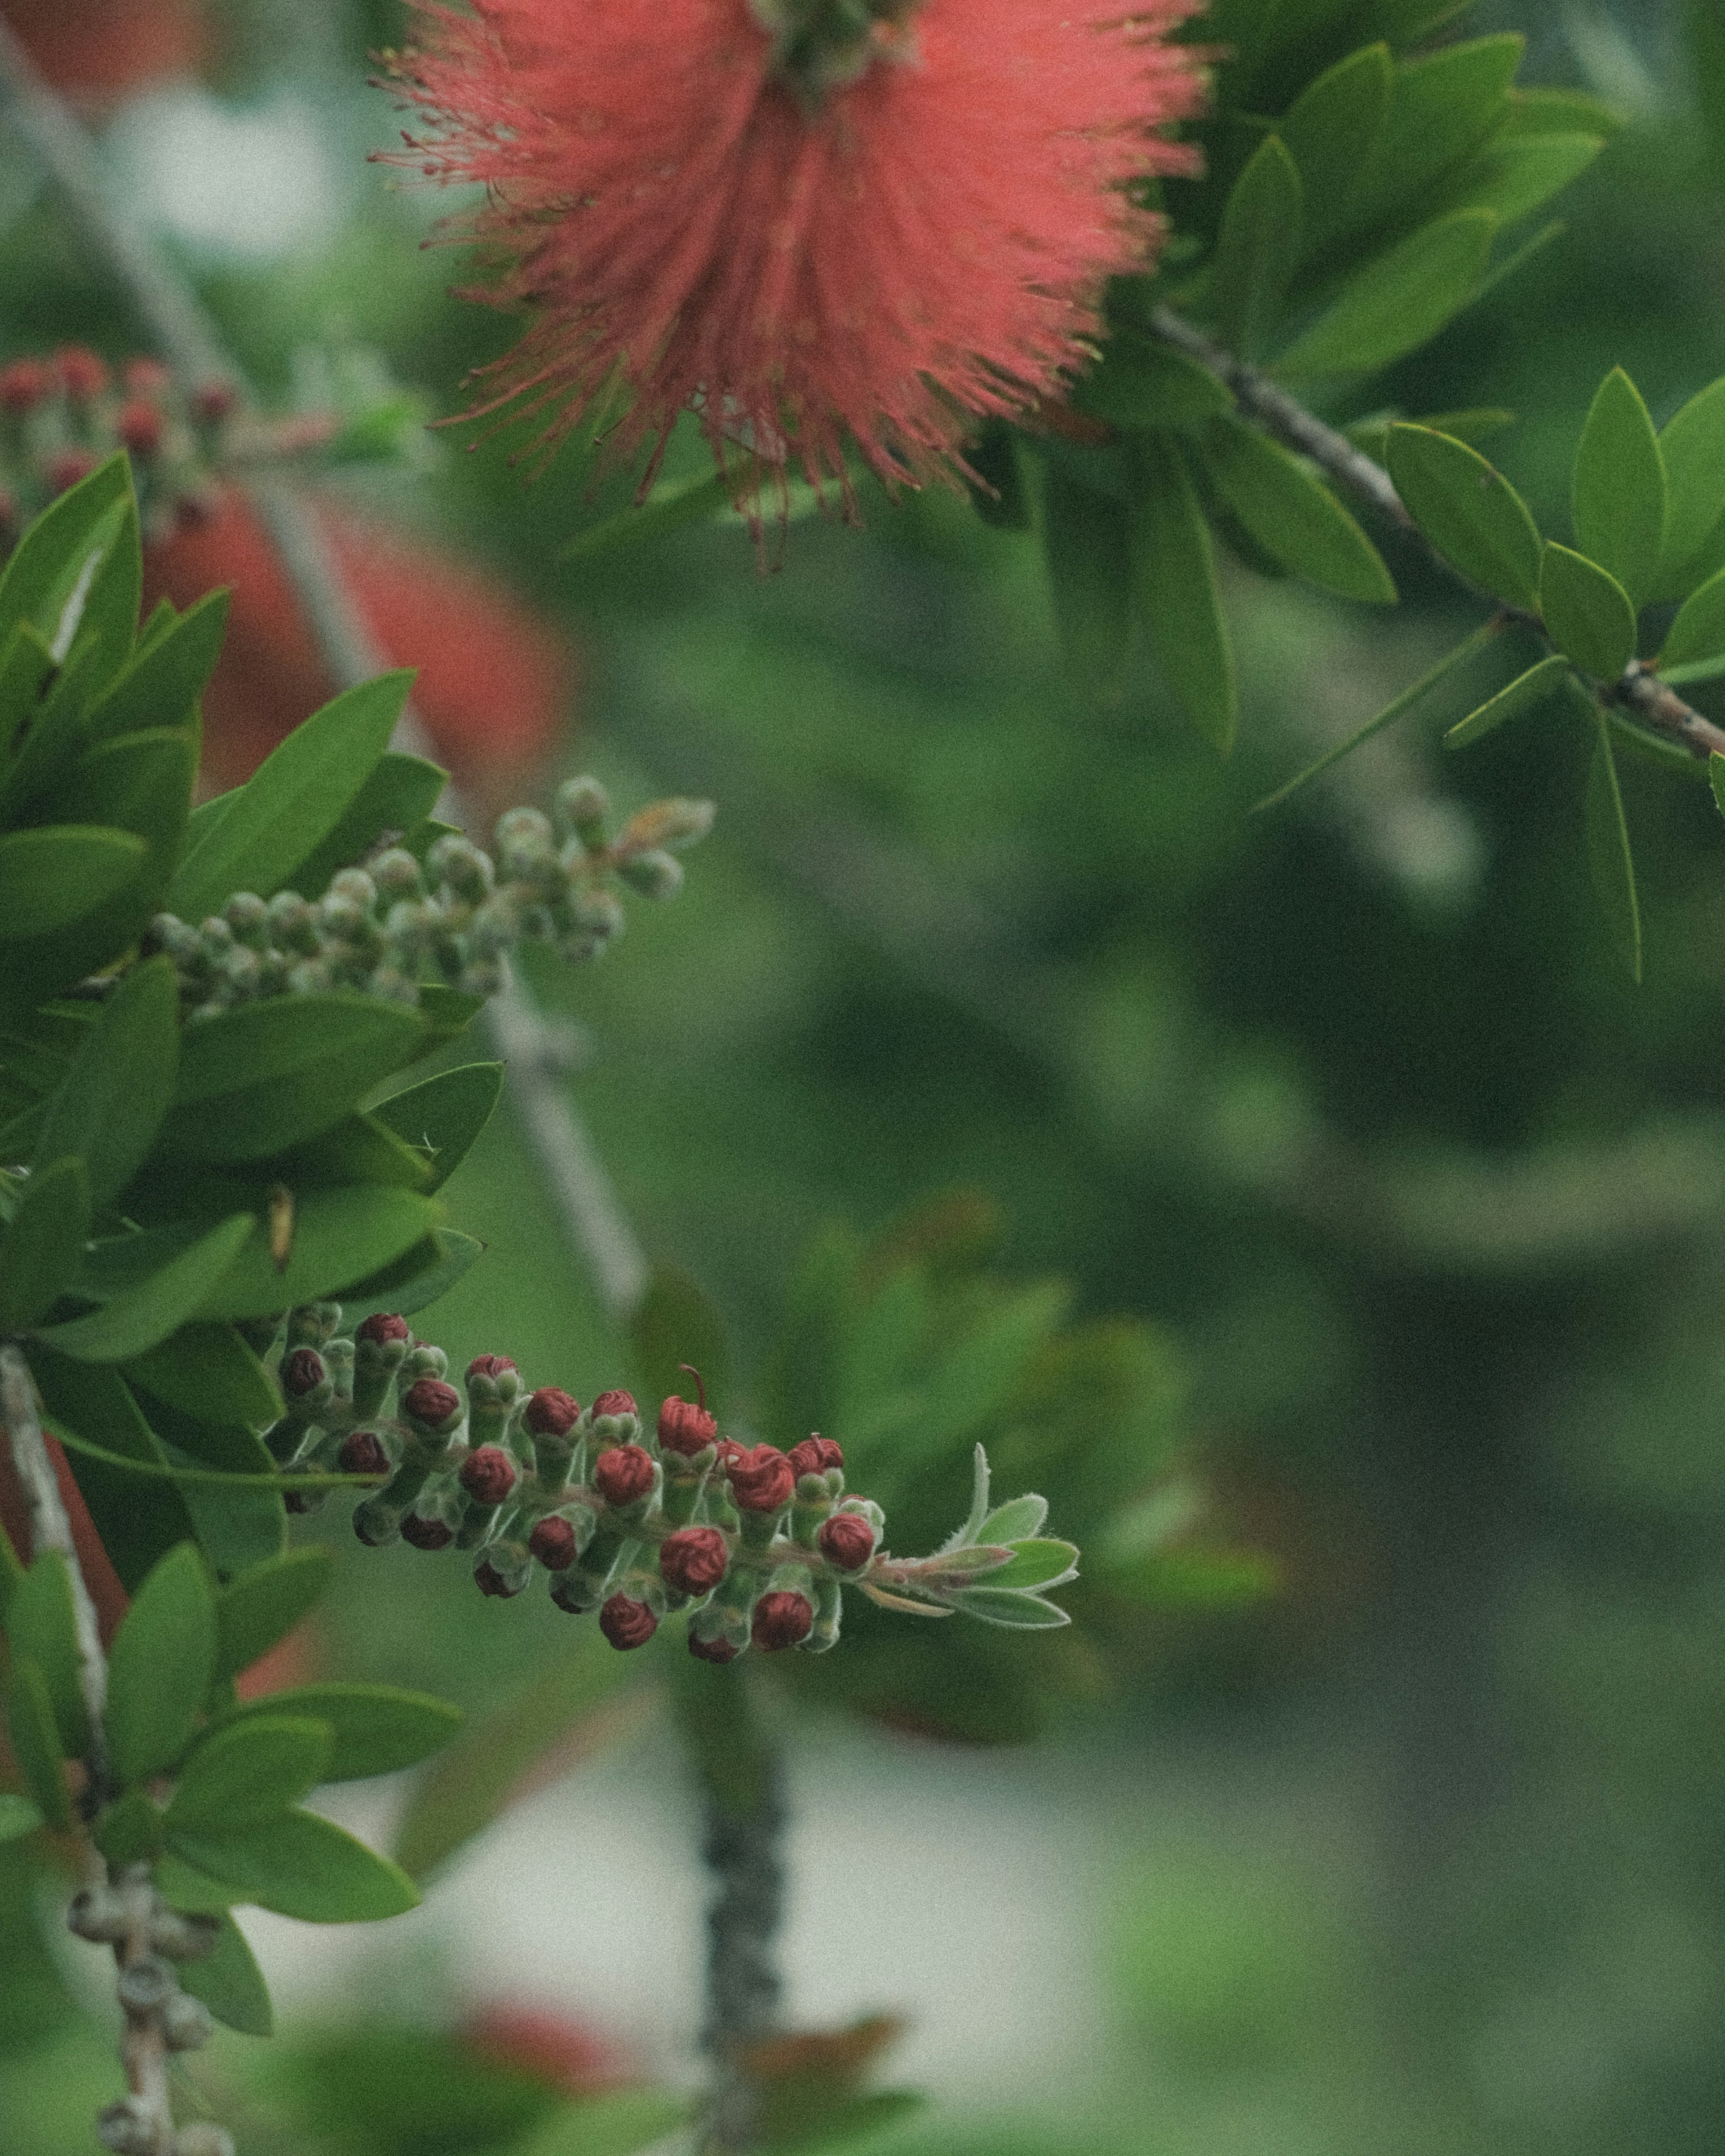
[115,398,166,460]
[54,345,108,402]
[140,488,575,801]
[460,2004,630,2097]
[525,1386,581,1436]
[591,1389,638,1419]
[593,1443,655,1509]
[0,358,51,414]
[528,1514,578,1569]
[402,1377,464,1431]
[466,1354,518,1381]
[658,1393,718,1458]
[385,0,1204,500]
[337,1430,391,1479]
[688,1629,740,1664]
[2,0,209,107]
[475,1557,526,1598]
[281,1348,327,1399]
[401,1513,456,1551]
[659,1525,731,1597]
[787,1434,843,1478]
[124,358,172,397]
[752,1589,814,1652]
[817,1510,876,1572]
[599,1593,659,1650]
[727,1444,795,1514]
[358,1312,412,1347]
[460,1445,518,1505]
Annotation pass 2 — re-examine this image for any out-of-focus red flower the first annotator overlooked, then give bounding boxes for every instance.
[385,0,1204,497]
[141,487,575,806]
[460,2003,632,2096]
[1,0,208,107]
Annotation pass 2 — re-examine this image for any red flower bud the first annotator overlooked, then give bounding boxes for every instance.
[659,1526,730,1597]
[593,1444,655,1509]
[751,1590,814,1652]
[460,1445,517,1506]
[358,1312,411,1346]
[191,380,239,424]
[599,1594,659,1651]
[124,359,172,397]
[788,1435,844,1478]
[47,449,99,495]
[116,398,165,458]
[402,1377,462,1430]
[337,1430,390,1478]
[688,1630,739,1664]
[0,358,50,412]
[525,1386,580,1436]
[713,1437,748,1469]
[728,1445,795,1514]
[817,1512,876,1572]
[529,1515,578,1570]
[592,1389,637,1418]
[475,1558,524,1598]
[401,1514,455,1551]
[56,345,108,401]
[466,1354,518,1381]
[281,1348,326,1398]
[657,1394,718,1457]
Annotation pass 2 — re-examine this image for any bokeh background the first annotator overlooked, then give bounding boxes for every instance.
[5,1,1725,2152]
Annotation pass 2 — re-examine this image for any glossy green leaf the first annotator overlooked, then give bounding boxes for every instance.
[1277,211,1497,377]
[1585,702,1643,983]
[193,1185,443,1319]
[105,1543,217,1787]
[1108,1547,1280,1607]
[287,750,449,902]
[1657,376,1725,599]
[92,1790,165,1865]
[1500,85,1623,138]
[1444,654,1571,749]
[1336,34,1524,237]
[213,1683,462,1781]
[166,1807,420,1922]
[32,956,178,1209]
[1071,333,1233,432]
[1661,565,1725,679]
[1540,544,1638,682]
[339,1226,483,1322]
[1200,415,1396,603]
[1387,425,1544,608]
[0,828,147,941]
[1572,369,1666,606]
[977,1495,1049,1545]
[0,1793,43,1842]
[947,1587,1071,1628]
[1041,464,1132,704]
[150,1399,285,1581]
[166,670,414,921]
[7,1659,70,1829]
[28,1346,199,1590]
[964,422,1032,531]
[0,454,130,654]
[418,984,485,1046]
[167,1717,332,1831]
[125,1323,280,1431]
[1214,135,1304,359]
[0,620,55,766]
[0,1155,91,1331]
[1434,131,1603,226]
[4,1553,89,1754]
[1279,44,1393,245]
[987,1538,1081,1590]
[212,1549,334,1685]
[1128,434,1237,754]
[271,1111,436,1191]
[160,996,425,1164]
[369,1063,505,1192]
[176,1912,274,2037]
[516,2091,691,2156]
[84,587,228,744]
[36,1214,253,1362]
[1695,0,1725,188]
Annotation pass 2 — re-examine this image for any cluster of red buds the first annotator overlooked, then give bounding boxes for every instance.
[138,779,712,1016]
[257,1301,1074,1658]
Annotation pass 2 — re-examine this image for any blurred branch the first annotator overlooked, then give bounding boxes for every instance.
[1147,305,1725,764]
[0,26,649,1326]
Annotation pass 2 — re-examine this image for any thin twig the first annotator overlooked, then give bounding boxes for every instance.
[1146,305,1725,765]
[0,26,650,1326]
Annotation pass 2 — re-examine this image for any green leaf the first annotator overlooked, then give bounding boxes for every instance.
[7,1659,70,1829]
[1540,544,1638,682]
[1661,564,1725,678]
[105,1543,217,1787]
[369,1063,504,1192]
[1387,424,1544,609]
[166,1807,420,1922]
[0,620,56,766]
[125,1323,280,1431]
[166,670,414,921]
[160,996,425,1164]
[1337,33,1525,237]
[4,1553,89,1754]
[27,1346,199,1590]
[0,1155,91,1331]
[92,1790,165,1865]
[167,1717,333,1831]
[193,1185,444,1320]
[760,2090,924,2156]
[964,422,1032,531]
[1572,369,1666,607]
[1041,465,1132,704]
[1500,85,1623,138]
[946,1587,1071,1628]
[515,2091,692,2156]
[987,1539,1081,1590]
[212,1549,334,1684]
[1658,377,1725,598]
[287,750,450,902]
[1276,210,1497,377]
[36,1214,254,1362]
[0,454,130,655]
[1694,0,1725,189]
[1214,135,1304,359]
[1585,701,1643,983]
[1199,415,1396,603]
[0,1793,43,1842]
[212,1684,462,1781]
[176,1912,274,2037]
[1279,43,1393,247]
[1128,434,1237,754]
[1444,654,1571,749]
[32,956,178,1209]
[0,828,148,941]
[338,1226,483,1322]
[1433,131,1603,226]
[151,1401,285,1581]
[1108,1547,1279,1607]
[978,1495,1049,1544]
[84,587,228,745]
[418,984,485,1046]
[1070,333,1233,432]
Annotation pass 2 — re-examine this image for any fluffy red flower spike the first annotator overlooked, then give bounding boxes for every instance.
[385,0,1204,500]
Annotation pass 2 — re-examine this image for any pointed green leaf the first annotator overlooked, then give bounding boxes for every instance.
[192,1186,443,1320]
[0,828,147,941]
[1541,543,1638,682]
[947,1588,1071,1629]
[1586,704,1643,983]
[1128,435,1237,753]
[32,956,178,1209]
[85,588,228,745]
[964,421,1031,530]
[0,454,130,653]
[338,1226,482,1324]
[1070,334,1233,432]
[167,1717,333,1832]
[1387,425,1543,608]
[212,1549,334,1685]
[125,1323,280,1431]
[176,1912,274,2036]
[212,1684,462,1782]
[105,1543,217,1787]
[0,1155,91,1331]
[37,1215,254,1363]
[1215,135,1304,359]
[1572,369,1666,606]
[1041,465,1132,704]
[166,1807,420,1922]
[1338,33,1524,235]
[1200,415,1396,603]
[1280,45,1393,245]
[1444,654,1570,749]
[1662,564,1725,680]
[1434,131,1603,226]
[986,1539,1081,1591]
[516,2091,692,2156]
[1277,211,1497,377]
[1656,376,1725,598]
[977,1495,1049,1545]
[276,749,448,904]
[369,1063,504,1193]
[92,1790,165,1865]
[28,1346,199,1590]
[0,1793,43,1842]
[4,1553,89,1754]
[7,1659,70,1829]
[1694,0,1725,188]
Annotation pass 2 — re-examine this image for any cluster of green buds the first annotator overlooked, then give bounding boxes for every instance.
[140,780,714,1019]
[257,1303,1078,1657]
